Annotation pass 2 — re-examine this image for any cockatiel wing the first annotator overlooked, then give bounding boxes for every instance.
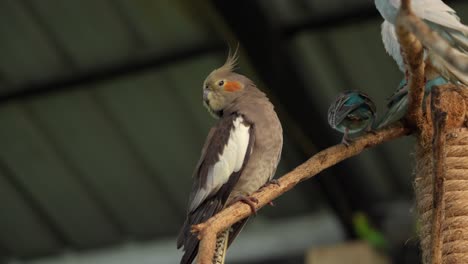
[177,113,255,264]
[188,114,253,211]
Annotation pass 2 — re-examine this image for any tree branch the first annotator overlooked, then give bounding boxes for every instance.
[192,124,410,264]
[396,0,425,131]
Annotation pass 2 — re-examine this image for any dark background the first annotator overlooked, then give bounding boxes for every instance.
[0,0,467,263]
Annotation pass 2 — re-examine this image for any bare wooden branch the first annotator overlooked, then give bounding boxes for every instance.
[192,124,410,264]
[396,0,425,131]
[430,87,447,264]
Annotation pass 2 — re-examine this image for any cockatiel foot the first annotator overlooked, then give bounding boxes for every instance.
[260,179,280,190]
[268,179,280,187]
[259,180,279,207]
[229,195,259,215]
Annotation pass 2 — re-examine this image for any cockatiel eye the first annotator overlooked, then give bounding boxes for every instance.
[218,80,224,86]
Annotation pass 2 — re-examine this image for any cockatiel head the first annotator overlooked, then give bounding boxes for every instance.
[202,50,251,118]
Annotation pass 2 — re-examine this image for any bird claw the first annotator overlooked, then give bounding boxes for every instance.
[230,195,259,215]
[268,179,281,187]
[341,136,352,147]
[261,179,280,189]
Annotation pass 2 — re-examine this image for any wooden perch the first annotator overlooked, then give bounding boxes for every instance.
[395,0,425,131]
[192,124,410,264]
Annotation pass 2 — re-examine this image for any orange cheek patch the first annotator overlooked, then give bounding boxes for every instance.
[224,81,241,92]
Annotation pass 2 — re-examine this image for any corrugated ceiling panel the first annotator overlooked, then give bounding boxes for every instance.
[302,0,369,16]
[114,0,208,51]
[259,0,370,26]
[0,104,119,250]
[94,70,207,214]
[0,0,64,89]
[0,167,60,257]
[28,0,136,69]
[26,90,179,238]
[289,33,348,116]
[325,19,404,104]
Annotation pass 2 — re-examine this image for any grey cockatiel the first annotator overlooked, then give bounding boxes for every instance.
[376,0,468,85]
[177,51,283,264]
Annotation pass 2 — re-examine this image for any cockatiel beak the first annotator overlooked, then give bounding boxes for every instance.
[203,89,210,104]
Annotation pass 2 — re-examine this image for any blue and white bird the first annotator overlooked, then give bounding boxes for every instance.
[328,91,377,146]
[375,0,468,85]
[377,76,448,128]
[375,0,468,127]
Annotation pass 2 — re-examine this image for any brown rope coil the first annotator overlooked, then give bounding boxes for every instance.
[415,129,468,264]
[414,84,468,264]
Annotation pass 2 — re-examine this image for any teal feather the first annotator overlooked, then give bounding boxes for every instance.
[377,76,448,128]
[328,91,377,144]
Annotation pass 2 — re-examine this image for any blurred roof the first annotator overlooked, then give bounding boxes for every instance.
[1,0,467,263]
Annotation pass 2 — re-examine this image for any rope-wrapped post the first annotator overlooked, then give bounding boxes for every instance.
[414,85,467,264]
[396,0,468,263]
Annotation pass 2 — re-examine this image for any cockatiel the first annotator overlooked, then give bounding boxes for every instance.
[375,0,468,85]
[328,91,376,146]
[177,51,283,264]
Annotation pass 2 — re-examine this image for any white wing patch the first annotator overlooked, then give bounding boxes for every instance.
[189,116,251,211]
